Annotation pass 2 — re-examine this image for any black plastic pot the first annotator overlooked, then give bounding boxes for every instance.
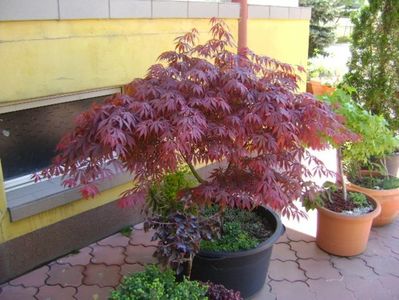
[190,207,284,298]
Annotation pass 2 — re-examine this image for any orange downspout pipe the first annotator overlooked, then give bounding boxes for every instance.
[233,0,248,51]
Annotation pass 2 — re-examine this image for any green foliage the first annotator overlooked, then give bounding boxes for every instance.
[119,226,133,237]
[320,87,398,175]
[336,35,352,43]
[300,0,339,57]
[352,176,399,190]
[200,208,271,252]
[304,182,368,210]
[344,0,399,131]
[200,222,259,252]
[335,0,366,17]
[146,167,196,216]
[110,265,207,300]
[348,192,368,207]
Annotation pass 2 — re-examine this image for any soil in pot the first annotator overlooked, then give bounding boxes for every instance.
[190,207,284,298]
[323,190,375,216]
[316,189,381,256]
[348,173,399,226]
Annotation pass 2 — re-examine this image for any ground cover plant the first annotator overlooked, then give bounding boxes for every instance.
[36,19,353,275]
[110,265,243,300]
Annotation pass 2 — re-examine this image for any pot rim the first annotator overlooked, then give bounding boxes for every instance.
[347,180,399,195]
[197,206,284,259]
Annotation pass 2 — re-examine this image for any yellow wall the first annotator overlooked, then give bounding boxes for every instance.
[248,19,310,90]
[0,18,309,243]
[0,19,237,103]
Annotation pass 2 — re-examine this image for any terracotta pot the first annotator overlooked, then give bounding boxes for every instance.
[347,171,399,226]
[306,81,335,96]
[316,192,381,256]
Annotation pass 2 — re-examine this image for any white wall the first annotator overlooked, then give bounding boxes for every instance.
[248,0,299,7]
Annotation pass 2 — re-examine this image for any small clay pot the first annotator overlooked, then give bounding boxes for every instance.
[316,191,381,256]
[306,81,335,96]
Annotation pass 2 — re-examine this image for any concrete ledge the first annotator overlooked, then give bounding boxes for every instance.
[0,0,311,21]
[59,0,109,19]
[248,5,270,19]
[0,0,59,21]
[0,199,144,283]
[110,0,152,19]
[7,171,132,222]
[152,1,188,18]
[188,2,218,18]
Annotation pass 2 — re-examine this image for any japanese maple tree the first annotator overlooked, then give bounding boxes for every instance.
[37,19,353,219]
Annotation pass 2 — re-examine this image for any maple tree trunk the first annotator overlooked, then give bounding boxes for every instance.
[185,161,206,184]
[337,148,347,201]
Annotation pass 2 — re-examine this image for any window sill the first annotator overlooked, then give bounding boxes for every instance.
[6,171,132,222]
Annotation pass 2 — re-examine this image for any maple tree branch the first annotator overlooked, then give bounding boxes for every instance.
[183,159,206,184]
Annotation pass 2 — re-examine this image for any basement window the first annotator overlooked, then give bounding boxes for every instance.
[0,88,131,221]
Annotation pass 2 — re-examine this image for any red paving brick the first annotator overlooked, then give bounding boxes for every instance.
[91,245,125,265]
[1,218,398,300]
[36,285,76,300]
[97,233,130,247]
[378,274,399,298]
[120,263,145,277]
[271,243,296,261]
[308,279,356,300]
[268,260,307,282]
[57,246,93,266]
[75,285,113,300]
[83,264,121,287]
[125,245,157,265]
[0,285,37,300]
[344,275,392,300]
[129,229,157,246]
[47,264,84,287]
[298,259,341,280]
[9,265,49,287]
[366,256,399,277]
[331,257,376,277]
[270,281,317,300]
[290,241,330,260]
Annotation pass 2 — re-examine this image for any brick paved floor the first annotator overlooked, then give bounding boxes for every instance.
[1,214,398,300]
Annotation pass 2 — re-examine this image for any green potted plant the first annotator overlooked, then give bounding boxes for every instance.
[36,19,351,297]
[321,87,399,227]
[303,87,398,256]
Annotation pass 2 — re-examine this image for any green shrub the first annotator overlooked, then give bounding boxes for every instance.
[110,265,207,300]
[320,87,398,176]
[344,0,399,131]
[146,167,196,216]
[299,0,339,57]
